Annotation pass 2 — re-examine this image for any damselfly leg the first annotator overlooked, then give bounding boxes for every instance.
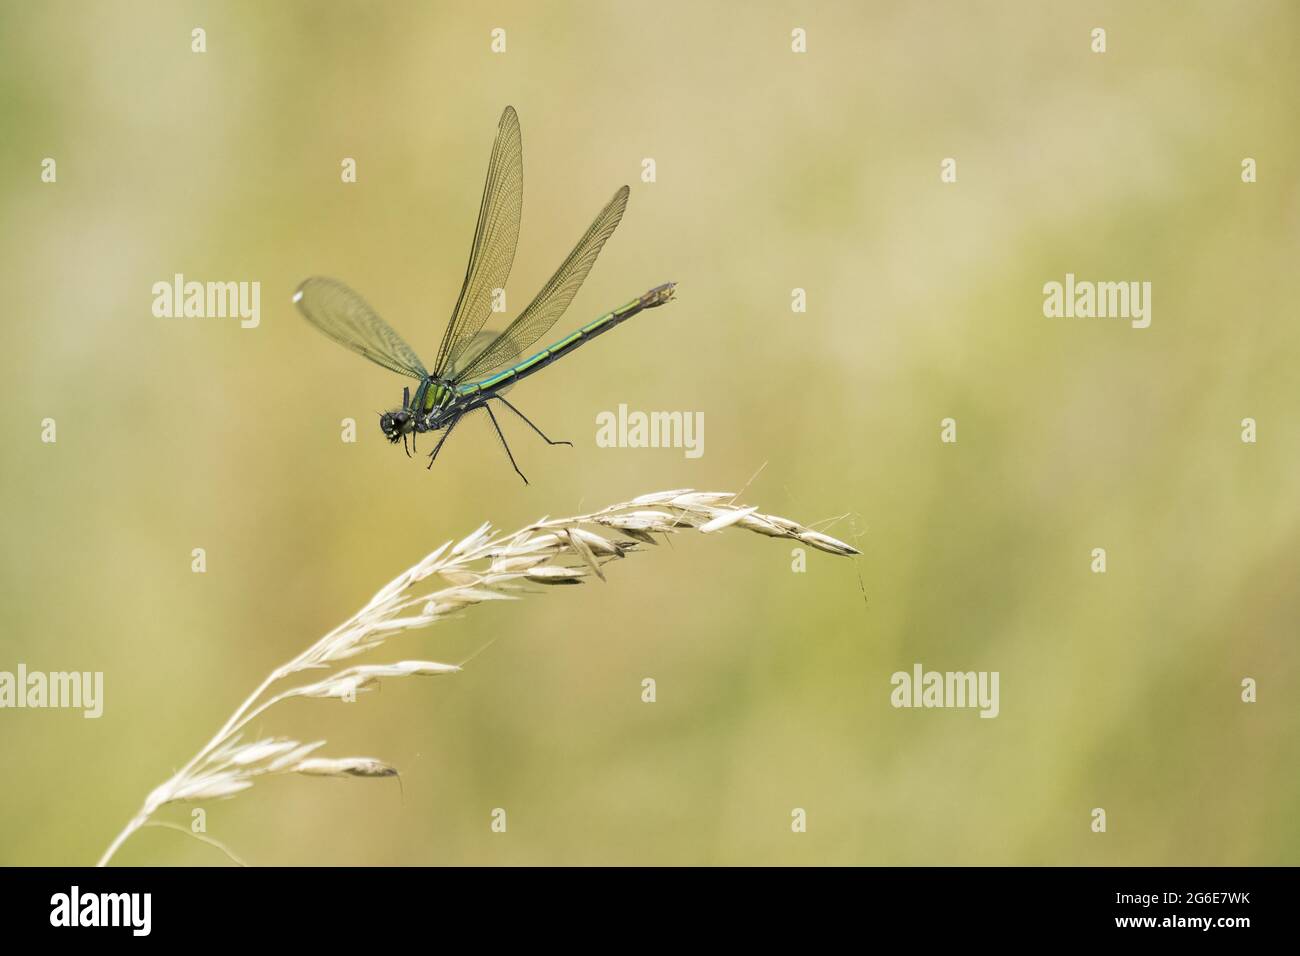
[426,413,462,470]
[484,404,528,485]
[491,394,572,447]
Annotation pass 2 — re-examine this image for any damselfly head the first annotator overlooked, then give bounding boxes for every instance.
[379,409,412,443]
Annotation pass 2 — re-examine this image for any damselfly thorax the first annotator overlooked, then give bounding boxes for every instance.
[378,378,460,442]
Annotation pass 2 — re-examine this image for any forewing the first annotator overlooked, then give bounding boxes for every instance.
[294,277,428,379]
[453,184,628,384]
[433,106,524,376]
[447,330,512,377]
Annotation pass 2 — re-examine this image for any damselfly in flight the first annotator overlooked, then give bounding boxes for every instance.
[293,106,675,483]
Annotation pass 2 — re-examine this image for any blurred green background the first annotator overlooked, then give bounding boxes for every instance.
[1,0,1297,866]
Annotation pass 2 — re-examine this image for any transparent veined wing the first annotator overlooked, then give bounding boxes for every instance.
[448,330,519,394]
[293,277,428,379]
[448,330,512,377]
[432,106,524,377]
[453,184,628,384]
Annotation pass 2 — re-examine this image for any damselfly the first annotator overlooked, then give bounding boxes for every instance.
[294,106,675,483]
